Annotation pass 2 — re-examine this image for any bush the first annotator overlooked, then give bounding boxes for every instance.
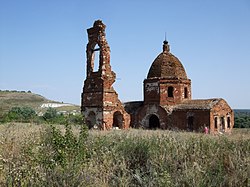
[42,107,67,124]
[0,107,84,125]
[43,107,58,121]
[39,124,88,167]
[42,108,84,125]
[1,106,36,123]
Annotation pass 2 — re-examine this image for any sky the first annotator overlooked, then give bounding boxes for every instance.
[0,0,250,109]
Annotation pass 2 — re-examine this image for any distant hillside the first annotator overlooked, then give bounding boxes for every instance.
[0,90,80,117]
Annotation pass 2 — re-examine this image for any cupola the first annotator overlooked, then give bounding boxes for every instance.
[144,41,191,105]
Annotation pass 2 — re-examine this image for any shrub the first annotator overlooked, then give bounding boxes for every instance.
[42,108,66,124]
[39,124,88,168]
[1,106,36,123]
[43,107,57,121]
[1,107,84,125]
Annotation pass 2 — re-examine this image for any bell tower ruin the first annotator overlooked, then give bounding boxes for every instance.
[81,20,130,130]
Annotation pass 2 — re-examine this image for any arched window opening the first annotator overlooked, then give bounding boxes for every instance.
[113,111,124,129]
[88,111,96,129]
[149,115,160,129]
[221,117,225,130]
[168,86,174,97]
[187,116,194,131]
[91,45,100,72]
[184,87,188,98]
[214,117,218,129]
[227,117,230,128]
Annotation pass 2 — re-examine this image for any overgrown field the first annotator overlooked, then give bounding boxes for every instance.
[0,123,249,186]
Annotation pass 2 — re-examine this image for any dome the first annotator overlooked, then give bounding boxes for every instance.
[147,41,188,79]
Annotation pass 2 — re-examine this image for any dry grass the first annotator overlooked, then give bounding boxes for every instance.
[0,123,249,186]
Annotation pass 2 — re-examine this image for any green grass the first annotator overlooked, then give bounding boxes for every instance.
[0,123,249,186]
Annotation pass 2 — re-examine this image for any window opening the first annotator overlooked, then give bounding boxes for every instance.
[221,117,225,130]
[91,46,100,72]
[227,117,230,128]
[184,87,188,98]
[168,86,174,97]
[214,117,218,129]
[149,115,160,129]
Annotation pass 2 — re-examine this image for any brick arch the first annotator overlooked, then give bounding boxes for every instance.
[112,111,124,129]
[137,104,168,129]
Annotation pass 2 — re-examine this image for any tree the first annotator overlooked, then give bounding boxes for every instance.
[42,108,67,124]
[43,108,57,121]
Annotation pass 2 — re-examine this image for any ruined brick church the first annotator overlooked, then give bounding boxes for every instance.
[81,20,234,134]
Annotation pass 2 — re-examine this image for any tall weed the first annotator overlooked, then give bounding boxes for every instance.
[0,125,249,186]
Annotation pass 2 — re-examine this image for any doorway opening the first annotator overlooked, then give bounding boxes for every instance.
[113,111,123,129]
[187,116,194,131]
[149,114,160,129]
[88,111,96,129]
